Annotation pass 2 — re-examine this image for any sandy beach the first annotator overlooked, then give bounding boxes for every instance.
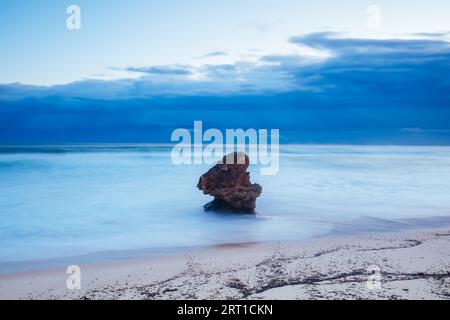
[1,227,449,300]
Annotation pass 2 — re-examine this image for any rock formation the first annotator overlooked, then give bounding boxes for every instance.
[197,152,262,213]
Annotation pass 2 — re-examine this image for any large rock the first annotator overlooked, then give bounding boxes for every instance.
[197,152,262,213]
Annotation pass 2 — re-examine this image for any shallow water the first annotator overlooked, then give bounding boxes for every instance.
[1,145,450,265]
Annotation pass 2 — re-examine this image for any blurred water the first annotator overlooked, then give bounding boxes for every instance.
[1,145,450,264]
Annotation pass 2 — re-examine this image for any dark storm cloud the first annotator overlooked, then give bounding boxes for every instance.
[1,32,450,145]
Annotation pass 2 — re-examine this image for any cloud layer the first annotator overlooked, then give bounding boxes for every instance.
[1,32,450,145]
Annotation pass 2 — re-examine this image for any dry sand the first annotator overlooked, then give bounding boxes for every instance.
[1,228,449,300]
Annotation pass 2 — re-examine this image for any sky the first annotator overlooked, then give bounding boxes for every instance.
[2,0,450,85]
[0,0,450,144]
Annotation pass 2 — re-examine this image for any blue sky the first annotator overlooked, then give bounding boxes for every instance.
[1,1,450,144]
[2,0,450,84]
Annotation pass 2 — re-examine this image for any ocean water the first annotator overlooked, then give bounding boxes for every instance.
[1,145,450,267]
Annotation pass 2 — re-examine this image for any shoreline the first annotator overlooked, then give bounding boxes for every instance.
[1,226,449,300]
[2,215,450,275]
